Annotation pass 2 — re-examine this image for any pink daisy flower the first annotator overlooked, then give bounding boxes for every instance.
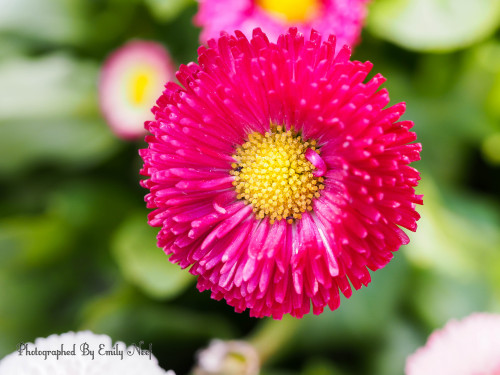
[140,28,422,319]
[406,313,500,375]
[194,0,370,48]
[99,40,175,140]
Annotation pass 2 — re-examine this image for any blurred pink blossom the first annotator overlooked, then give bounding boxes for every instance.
[99,40,175,140]
[406,313,500,375]
[195,0,371,48]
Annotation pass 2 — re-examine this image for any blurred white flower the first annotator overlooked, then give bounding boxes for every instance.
[193,339,259,375]
[406,313,500,375]
[0,331,175,375]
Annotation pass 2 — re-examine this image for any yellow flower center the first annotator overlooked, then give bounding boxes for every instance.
[231,126,324,224]
[128,69,152,106]
[257,0,320,22]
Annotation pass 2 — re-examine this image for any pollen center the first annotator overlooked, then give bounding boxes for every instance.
[257,0,320,22]
[129,71,150,105]
[231,126,324,224]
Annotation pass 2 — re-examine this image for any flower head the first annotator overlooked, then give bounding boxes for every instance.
[0,331,174,375]
[406,313,500,375]
[195,0,370,48]
[99,40,175,140]
[194,339,259,375]
[140,28,422,319]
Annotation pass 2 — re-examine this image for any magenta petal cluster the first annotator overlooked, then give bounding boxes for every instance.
[406,313,500,375]
[195,0,370,49]
[140,28,422,319]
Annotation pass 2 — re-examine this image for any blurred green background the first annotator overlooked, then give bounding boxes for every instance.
[0,0,500,374]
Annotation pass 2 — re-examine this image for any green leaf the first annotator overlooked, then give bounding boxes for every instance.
[0,54,99,121]
[411,269,492,329]
[302,359,347,375]
[112,212,194,300]
[365,50,497,183]
[371,319,422,375]
[482,132,500,165]
[81,286,235,342]
[0,118,120,176]
[405,177,500,280]
[144,0,194,22]
[367,0,500,52]
[478,42,500,122]
[0,36,32,59]
[47,179,142,232]
[260,370,298,375]
[297,253,410,350]
[0,0,87,45]
[0,267,75,357]
[0,53,121,175]
[0,215,73,268]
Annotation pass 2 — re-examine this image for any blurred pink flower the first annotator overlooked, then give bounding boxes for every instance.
[194,0,370,48]
[194,339,259,375]
[406,313,500,375]
[140,28,422,319]
[99,40,175,140]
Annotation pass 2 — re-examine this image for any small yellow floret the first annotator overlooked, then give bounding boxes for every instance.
[232,126,323,223]
[131,73,149,104]
[257,0,320,22]
[127,67,158,106]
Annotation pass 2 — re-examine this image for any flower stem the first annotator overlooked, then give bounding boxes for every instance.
[247,316,302,365]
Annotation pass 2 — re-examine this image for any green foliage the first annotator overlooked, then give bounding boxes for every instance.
[0,54,120,175]
[112,212,194,300]
[145,0,195,21]
[0,214,73,267]
[0,0,88,45]
[368,0,500,52]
